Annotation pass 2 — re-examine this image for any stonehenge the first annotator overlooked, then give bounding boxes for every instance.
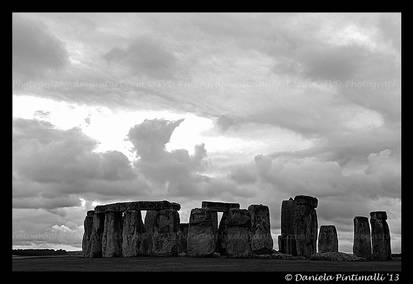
[83,200,181,258]
[370,211,391,260]
[81,198,393,261]
[353,216,372,259]
[318,225,338,253]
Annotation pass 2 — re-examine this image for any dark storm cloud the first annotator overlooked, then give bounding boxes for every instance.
[12,14,69,80]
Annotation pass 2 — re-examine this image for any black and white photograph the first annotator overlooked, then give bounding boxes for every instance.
[12,12,402,275]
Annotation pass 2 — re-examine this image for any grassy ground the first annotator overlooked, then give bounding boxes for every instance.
[12,255,402,272]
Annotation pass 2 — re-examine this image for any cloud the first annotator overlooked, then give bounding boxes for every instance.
[13,14,69,80]
[104,35,178,79]
[13,118,143,209]
[12,13,401,252]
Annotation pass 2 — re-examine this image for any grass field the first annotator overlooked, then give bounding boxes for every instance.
[12,255,402,272]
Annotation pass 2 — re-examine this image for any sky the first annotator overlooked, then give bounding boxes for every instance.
[12,13,401,253]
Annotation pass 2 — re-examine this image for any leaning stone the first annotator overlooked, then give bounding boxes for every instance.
[370,211,391,261]
[88,212,105,258]
[318,225,338,253]
[248,204,273,254]
[353,216,372,259]
[293,195,318,258]
[82,210,94,257]
[225,209,252,258]
[102,209,123,257]
[122,209,145,257]
[187,208,217,256]
[201,201,240,212]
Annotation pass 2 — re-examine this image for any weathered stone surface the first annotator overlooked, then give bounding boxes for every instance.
[248,204,273,254]
[95,200,181,213]
[310,252,366,262]
[318,225,338,253]
[293,195,318,258]
[353,216,372,259]
[152,209,180,256]
[201,201,240,212]
[89,212,105,258]
[370,211,391,261]
[102,210,123,257]
[142,209,180,256]
[122,210,144,257]
[187,208,217,256]
[225,209,252,258]
[82,210,94,257]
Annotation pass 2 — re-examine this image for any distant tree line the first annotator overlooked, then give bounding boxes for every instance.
[12,249,67,256]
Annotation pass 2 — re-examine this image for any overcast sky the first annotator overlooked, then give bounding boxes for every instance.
[12,13,401,253]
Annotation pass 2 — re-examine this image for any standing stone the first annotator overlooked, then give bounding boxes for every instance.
[151,209,180,256]
[370,211,391,260]
[318,225,338,253]
[293,195,318,258]
[353,216,372,259]
[122,209,145,257]
[142,209,180,256]
[187,208,217,256]
[248,204,273,254]
[82,210,94,257]
[278,198,297,255]
[177,223,189,254]
[102,209,123,257]
[225,208,252,258]
[89,212,105,258]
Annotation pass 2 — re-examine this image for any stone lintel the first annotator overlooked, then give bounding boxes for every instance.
[201,201,240,212]
[94,200,181,213]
